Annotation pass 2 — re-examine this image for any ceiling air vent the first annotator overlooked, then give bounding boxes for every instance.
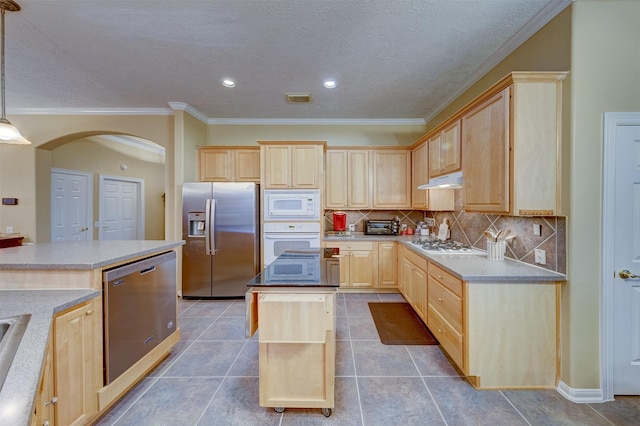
[285,93,312,104]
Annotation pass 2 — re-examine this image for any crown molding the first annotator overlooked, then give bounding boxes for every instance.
[167,102,209,123]
[206,117,426,126]
[423,0,573,124]
[8,107,174,116]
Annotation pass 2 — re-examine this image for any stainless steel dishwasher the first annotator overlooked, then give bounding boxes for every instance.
[103,250,177,384]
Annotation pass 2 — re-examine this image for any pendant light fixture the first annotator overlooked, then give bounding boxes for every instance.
[0,0,29,145]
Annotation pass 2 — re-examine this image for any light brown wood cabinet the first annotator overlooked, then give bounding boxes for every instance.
[427,263,464,369]
[428,119,461,178]
[462,72,567,215]
[398,246,428,322]
[32,334,55,426]
[372,149,411,208]
[324,241,375,288]
[259,142,325,189]
[246,289,336,413]
[198,147,260,182]
[376,242,397,288]
[52,298,102,426]
[411,142,455,211]
[325,149,370,209]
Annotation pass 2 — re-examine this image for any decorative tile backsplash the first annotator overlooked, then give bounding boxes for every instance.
[325,196,566,274]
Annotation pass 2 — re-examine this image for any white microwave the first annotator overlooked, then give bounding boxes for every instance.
[264,189,321,221]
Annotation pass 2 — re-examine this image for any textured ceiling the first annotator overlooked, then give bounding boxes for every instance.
[4,0,570,123]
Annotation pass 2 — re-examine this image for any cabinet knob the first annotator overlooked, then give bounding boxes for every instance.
[438,297,444,302]
[437,275,443,279]
[44,396,58,406]
[85,309,93,316]
[438,329,444,334]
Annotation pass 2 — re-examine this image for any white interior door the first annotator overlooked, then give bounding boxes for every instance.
[603,112,640,398]
[99,175,145,240]
[50,168,92,241]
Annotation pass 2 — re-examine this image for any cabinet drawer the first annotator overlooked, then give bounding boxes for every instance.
[428,305,464,369]
[428,277,462,332]
[325,241,373,251]
[403,248,428,270]
[429,263,462,297]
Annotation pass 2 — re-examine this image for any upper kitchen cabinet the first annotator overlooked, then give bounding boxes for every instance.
[428,119,461,179]
[462,72,567,215]
[372,149,412,209]
[325,149,370,209]
[259,141,325,189]
[411,142,454,211]
[198,147,260,182]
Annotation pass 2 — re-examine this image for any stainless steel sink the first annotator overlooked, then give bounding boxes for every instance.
[0,314,31,391]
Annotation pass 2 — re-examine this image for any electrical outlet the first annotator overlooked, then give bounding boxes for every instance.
[533,224,542,236]
[348,224,355,232]
[5,226,13,233]
[534,249,546,265]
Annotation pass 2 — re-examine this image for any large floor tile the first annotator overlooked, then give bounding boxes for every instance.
[358,376,445,426]
[352,340,419,376]
[146,341,192,378]
[219,300,247,316]
[589,396,640,426]
[336,340,356,377]
[93,377,158,425]
[178,300,234,318]
[503,389,613,425]
[407,345,460,377]
[345,300,376,316]
[347,315,380,340]
[197,377,280,425]
[426,376,528,425]
[163,340,246,377]
[227,340,259,377]
[198,316,247,340]
[177,317,217,341]
[109,377,222,425]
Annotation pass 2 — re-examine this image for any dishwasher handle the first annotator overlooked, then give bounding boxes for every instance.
[140,265,156,275]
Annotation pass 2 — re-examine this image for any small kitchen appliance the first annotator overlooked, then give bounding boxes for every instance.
[365,220,399,235]
[332,211,346,231]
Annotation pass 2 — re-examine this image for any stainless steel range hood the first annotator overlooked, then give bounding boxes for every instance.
[417,171,463,189]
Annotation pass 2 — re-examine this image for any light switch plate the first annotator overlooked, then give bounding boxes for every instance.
[533,224,542,236]
[534,249,546,265]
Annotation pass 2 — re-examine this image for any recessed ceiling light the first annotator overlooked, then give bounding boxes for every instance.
[323,80,337,89]
[221,79,236,88]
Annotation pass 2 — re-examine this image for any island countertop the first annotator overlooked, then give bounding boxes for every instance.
[0,290,100,426]
[247,249,340,287]
[0,240,185,270]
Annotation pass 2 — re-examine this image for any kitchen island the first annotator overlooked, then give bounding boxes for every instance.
[0,240,184,426]
[246,249,339,417]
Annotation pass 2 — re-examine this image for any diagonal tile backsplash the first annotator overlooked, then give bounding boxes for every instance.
[325,202,566,274]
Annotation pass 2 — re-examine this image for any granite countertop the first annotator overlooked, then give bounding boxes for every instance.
[0,240,185,270]
[0,290,100,426]
[324,233,566,282]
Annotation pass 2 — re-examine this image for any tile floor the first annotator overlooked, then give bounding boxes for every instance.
[94,293,639,426]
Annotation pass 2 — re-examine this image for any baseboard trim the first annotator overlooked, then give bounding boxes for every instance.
[557,381,607,403]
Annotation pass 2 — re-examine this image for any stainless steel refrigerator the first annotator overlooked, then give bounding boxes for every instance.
[182,182,259,298]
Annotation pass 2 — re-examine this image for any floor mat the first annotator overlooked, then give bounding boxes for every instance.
[368,302,439,345]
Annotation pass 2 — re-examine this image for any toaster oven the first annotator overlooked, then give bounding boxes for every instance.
[365,220,399,235]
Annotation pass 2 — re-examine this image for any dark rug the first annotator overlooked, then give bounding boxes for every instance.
[368,302,439,345]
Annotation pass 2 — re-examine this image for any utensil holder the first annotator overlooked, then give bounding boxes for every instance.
[486,240,506,261]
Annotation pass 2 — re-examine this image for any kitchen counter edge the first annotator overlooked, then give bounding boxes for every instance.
[324,234,566,283]
[0,289,100,426]
[0,240,185,270]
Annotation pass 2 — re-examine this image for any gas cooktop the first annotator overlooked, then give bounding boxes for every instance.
[411,238,484,255]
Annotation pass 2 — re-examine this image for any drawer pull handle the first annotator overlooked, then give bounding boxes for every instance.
[438,329,444,334]
[45,397,58,406]
[438,298,444,302]
[437,275,443,279]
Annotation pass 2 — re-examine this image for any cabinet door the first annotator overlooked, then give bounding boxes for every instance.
[348,150,370,208]
[372,150,411,208]
[412,143,428,209]
[199,148,233,181]
[428,133,443,179]
[33,334,55,426]
[441,120,461,174]
[325,150,348,208]
[377,242,397,288]
[409,262,427,321]
[262,145,292,188]
[291,145,321,188]
[54,300,100,426]
[234,149,260,182]
[462,88,510,213]
[348,251,375,287]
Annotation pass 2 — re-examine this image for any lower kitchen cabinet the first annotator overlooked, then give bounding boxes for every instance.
[32,334,55,426]
[398,247,428,321]
[247,289,336,413]
[376,242,397,288]
[52,298,102,426]
[324,241,375,288]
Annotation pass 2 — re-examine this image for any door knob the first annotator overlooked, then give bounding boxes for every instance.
[619,269,639,279]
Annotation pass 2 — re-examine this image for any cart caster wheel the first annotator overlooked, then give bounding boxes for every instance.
[322,408,332,417]
[274,407,285,413]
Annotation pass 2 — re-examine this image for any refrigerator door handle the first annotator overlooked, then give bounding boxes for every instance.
[206,198,217,255]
